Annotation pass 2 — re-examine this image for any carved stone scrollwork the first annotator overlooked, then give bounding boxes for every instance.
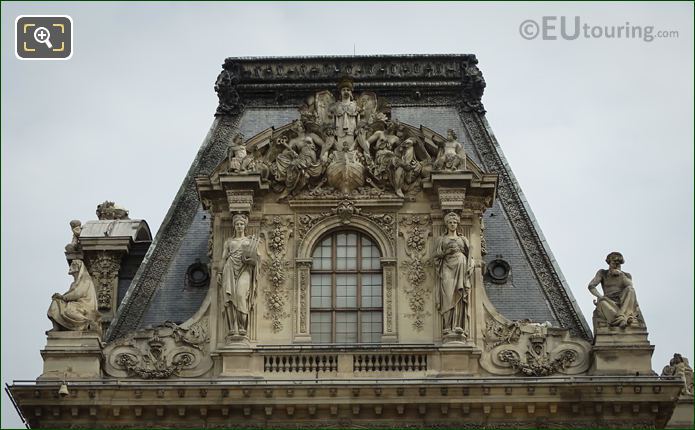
[483,319,524,352]
[260,216,293,333]
[399,215,432,331]
[85,253,122,312]
[480,317,590,376]
[498,347,577,377]
[459,58,486,114]
[104,320,211,379]
[296,200,395,252]
[215,59,244,116]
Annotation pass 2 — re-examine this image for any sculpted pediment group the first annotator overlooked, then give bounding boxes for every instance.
[216,77,480,201]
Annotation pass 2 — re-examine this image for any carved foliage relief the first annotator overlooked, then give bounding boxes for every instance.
[398,215,432,331]
[86,253,121,312]
[260,216,293,333]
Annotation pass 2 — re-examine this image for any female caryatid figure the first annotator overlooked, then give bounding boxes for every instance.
[220,214,260,338]
[433,212,474,338]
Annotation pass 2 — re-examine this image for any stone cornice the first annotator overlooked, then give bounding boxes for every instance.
[214,54,486,113]
[9,377,682,428]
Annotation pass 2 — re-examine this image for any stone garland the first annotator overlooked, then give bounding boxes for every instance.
[261,216,293,333]
[398,215,432,331]
[458,108,590,340]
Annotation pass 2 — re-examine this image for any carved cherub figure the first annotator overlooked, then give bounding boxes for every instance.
[64,220,82,253]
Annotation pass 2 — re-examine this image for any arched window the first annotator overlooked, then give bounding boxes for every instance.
[310,231,382,343]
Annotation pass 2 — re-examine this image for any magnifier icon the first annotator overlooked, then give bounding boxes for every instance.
[33,26,53,49]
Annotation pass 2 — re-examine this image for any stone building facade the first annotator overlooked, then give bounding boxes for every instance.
[6,55,693,428]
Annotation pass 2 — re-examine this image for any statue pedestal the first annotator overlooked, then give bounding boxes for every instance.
[590,326,655,375]
[435,344,481,376]
[218,342,262,378]
[39,331,102,380]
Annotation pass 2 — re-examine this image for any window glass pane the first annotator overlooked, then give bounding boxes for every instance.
[311,312,332,343]
[361,238,381,270]
[312,237,333,270]
[335,312,357,343]
[336,249,357,270]
[361,274,382,308]
[311,274,332,308]
[360,311,382,343]
[336,274,356,307]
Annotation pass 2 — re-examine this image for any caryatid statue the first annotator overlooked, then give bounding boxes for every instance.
[220,214,260,338]
[588,252,643,329]
[47,259,100,333]
[433,212,474,338]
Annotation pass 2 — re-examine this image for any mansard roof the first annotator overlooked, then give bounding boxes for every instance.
[106,54,591,342]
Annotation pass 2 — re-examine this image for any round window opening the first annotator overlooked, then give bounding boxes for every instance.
[487,259,511,284]
[186,261,210,288]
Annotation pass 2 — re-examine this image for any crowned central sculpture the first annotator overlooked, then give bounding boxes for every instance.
[226,77,468,199]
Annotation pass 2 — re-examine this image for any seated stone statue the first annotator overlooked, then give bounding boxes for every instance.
[587,252,642,329]
[47,259,100,333]
[661,353,694,396]
[228,133,254,173]
[433,129,466,171]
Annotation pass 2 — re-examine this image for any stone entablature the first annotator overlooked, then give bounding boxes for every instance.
[11,377,683,428]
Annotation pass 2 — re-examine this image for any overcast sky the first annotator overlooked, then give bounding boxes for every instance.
[2,2,693,428]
